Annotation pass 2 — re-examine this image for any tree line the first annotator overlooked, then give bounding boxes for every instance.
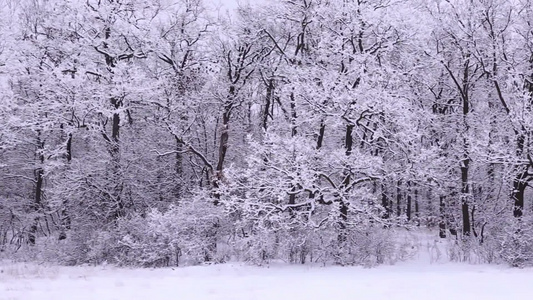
[0,0,532,267]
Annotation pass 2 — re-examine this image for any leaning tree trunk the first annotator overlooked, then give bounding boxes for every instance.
[213,102,232,205]
[262,78,274,131]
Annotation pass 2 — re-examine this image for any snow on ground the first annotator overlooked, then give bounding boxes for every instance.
[1,258,532,300]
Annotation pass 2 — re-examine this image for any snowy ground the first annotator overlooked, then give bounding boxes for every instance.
[1,258,532,300]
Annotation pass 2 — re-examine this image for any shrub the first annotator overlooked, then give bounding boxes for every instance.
[109,201,227,267]
[497,218,533,268]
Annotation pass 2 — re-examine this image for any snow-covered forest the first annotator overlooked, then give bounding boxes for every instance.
[0,0,533,268]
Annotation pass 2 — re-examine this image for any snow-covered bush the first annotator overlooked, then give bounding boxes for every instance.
[233,228,279,265]
[109,201,227,267]
[230,215,416,267]
[497,218,533,268]
[308,226,416,267]
[1,198,230,268]
[440,216,533,267]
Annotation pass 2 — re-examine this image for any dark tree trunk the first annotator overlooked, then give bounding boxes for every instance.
[66,133,72,161]
[461,156,471,236]
[406,181,412,221]
[338,124,354,241]
[97,23,125,221]
[439,195,446,238]
[286,93,299,214]
[290,93,297,137]
[396,180,402,218]
[109,97,124,220]
[471,205,478,238]
[213,106,231,205]
[29,134,45,245]
[29,167,43,245]
[59,133,73,240]
[460,55,471,237]
[262,79,274,130]
[214,82,236,204]
[512,170,529,218]
[316,121,325,150]
[414,185,420,226]
[345,124,354,156]
[174,136,184,201]
[111,100,120,144]
[381,183,390,219]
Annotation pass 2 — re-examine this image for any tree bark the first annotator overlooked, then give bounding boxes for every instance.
[174,136,184,201]
[316,121,325,150]
[512,170,529,218]
[213,105,231,205]
[290,93,297,137]
[107,97,124,220]
[414,185,420,226]
[439,195,446,238]
[29,133,45,245]
[262,79,274,130]
[461,155,471,236]
[406,181,412,221]
[59,133,72,240]
[338,124,354,242]
[460,56,471,237]
[396,180,402,218]
[381,183,390,219]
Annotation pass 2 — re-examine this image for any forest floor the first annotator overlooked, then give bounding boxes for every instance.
[1,253,532,300]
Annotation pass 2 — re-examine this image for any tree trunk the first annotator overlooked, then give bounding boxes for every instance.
[214,100,232,205]
[439,195,446,238]
[461,155,471,236]
[59,133,72,240]
[66,133,72,162]
[174,136,184,201]
[512,170,529,218]
[98,23,124,222]
[414,185,420,226]
[381,183,390,219]
[460,56,471,237]
[262,79,274,130]
[109,97,124,220]
[29,133,45,245]
[396,180,402,218]
[406,181,412,221]
[338,124,354,241]
[345,124,354,156]
[288,94,299,214]
[290,93,297,137]
[316,121,325,150]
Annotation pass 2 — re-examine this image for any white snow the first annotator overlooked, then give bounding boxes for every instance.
[1,260,532,300]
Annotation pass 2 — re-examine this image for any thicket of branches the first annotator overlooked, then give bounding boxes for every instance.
[1,0,533,267]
